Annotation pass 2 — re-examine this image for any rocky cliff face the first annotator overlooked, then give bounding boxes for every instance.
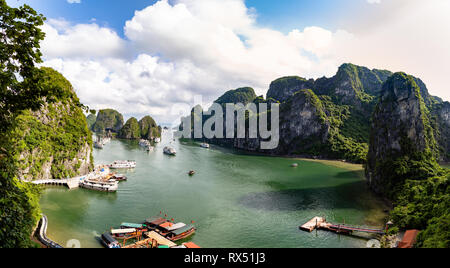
[7,67,93,181]
[433,102,450,161]
[366,72,438,194]
[276,90,330,154]
[92,109,124,133]
[182,63,448,164]
[267,77,314,103]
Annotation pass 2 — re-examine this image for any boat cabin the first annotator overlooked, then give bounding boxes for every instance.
[166,224,196,241]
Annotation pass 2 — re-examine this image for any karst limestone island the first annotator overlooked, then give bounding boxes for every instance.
[180,63,450,247]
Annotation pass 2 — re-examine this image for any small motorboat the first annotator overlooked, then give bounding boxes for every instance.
[291,163,299,168]
[188,171,195,176]
[113,174,127,182]
[200,143,210,149]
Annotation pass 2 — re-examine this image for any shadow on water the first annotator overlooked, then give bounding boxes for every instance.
[334,171,362,179]
[239,181,371,212]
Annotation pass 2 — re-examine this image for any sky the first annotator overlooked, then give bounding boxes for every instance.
[6,0,450,125]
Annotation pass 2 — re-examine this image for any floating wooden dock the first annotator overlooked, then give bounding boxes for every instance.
[300,217,326,232]
[300,217,385,235]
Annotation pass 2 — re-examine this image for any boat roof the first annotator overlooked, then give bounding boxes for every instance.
[159,222,173,229]
[167,222,186,231]
[183,242,201,248]
[146,216,167,226]
[111,228,136,235]
[121,223,145,229]
[170,224,195,236]
[102,232,117,244]
[145,231,177,248]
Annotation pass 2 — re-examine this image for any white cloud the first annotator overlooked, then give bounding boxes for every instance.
[67,0,81,4]
[367,0,381,4]
[42,20,127,59]
[40,0,450,124]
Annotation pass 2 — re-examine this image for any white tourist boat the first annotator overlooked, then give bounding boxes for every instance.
[200,143,210,149]
[163,146,176,156]
[80,180,118,192]
[109,160,137,169]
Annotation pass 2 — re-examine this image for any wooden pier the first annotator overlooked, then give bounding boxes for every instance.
[300,217,385,235]
[300,217,326,232]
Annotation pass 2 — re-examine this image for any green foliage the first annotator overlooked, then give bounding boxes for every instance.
[139,115,161,140]
[416,213,450,248]
[0,0,47,127]
[118,117,141,139]
[92,109,124,133]
[215,87,257,105]
[1,67,93,248]
[0,0,49,248]
[86,114,96,130]
[368,72,449,248]
[5,68,93,180]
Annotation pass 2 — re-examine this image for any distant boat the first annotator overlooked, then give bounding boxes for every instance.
[139,139,151,147]
[163,147,176,156]
[94,141,104,149]
[200,143,210,149]
[188,170,195,176]
[109,160,136,169]
[154,138,161,143]
[291,163,299,167]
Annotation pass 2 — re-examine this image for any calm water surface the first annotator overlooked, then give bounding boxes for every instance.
[40,132,385,248]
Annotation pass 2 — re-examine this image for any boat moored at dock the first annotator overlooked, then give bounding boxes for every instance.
[80,179,118,192]
[101,232,121,248]
[112,174,127,182]
[165,224,196,241]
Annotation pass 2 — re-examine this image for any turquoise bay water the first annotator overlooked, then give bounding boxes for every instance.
[40,133,385,248]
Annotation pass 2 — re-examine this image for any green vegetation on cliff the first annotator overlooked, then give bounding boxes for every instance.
[92,109,124,133]
[118,117,141,139]
[1,1,93,247]
[215,87,257,105]
[366,73,449,248]
[6,68,93,180]
[1,0,47,248]
[86,113,96,130]
[117,115,161,140]
[139,115,161,140]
